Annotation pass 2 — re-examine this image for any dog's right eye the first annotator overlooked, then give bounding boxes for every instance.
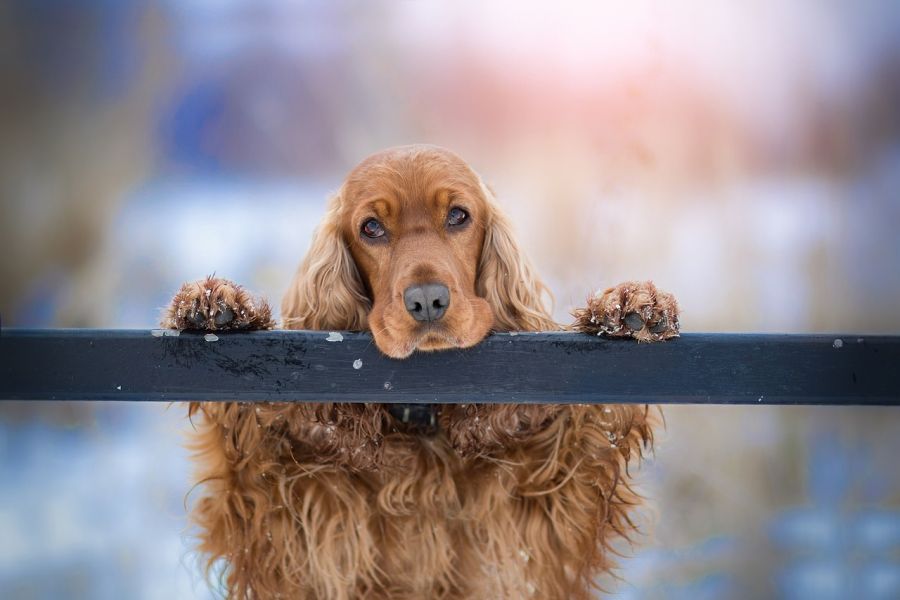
[361,218,385,239]
[447,207,469,227]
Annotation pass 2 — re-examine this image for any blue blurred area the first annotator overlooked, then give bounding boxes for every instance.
[0,404,213,599]
[162,82,230,174]
[613,412,900,599]
[769,435,900,599]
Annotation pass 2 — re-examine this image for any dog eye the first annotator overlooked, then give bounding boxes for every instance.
[361,218,385,239]
[447,207,468,227]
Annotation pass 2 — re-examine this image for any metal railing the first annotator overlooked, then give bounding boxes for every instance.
[1,329,897,404]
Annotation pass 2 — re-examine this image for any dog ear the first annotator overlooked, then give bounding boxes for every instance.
[476,181,557,332]
[281,190,370,330]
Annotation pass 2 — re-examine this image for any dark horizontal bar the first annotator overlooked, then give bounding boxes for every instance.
[0,329,898,404]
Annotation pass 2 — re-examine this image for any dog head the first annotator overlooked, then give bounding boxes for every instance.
[282,144,555,357]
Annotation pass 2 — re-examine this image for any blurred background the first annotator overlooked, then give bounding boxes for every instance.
[1,0,898,598]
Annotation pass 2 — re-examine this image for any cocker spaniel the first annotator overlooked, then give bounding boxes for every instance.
[163,145,679,599]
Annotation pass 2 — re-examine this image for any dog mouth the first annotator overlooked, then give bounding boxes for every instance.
[386,403,439,436]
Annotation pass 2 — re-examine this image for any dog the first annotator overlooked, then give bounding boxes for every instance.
[163,145,679,599]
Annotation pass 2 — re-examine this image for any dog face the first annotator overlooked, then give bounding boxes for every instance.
[341,147,495,358]
[282,144,556,358]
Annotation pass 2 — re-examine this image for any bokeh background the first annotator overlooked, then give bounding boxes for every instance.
[1,1,899,598]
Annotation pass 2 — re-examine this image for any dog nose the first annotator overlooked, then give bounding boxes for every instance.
[403,283,450,322]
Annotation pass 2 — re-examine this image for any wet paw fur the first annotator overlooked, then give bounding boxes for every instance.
[161,276,275,331]
[572,280,679,342]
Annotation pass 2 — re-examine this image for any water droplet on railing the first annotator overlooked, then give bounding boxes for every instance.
[151,329,180,337]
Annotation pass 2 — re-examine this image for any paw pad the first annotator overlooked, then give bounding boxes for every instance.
[572,281,679,342]
[161,276,274,331]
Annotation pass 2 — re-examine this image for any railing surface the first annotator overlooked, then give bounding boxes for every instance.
[0,329,897,404]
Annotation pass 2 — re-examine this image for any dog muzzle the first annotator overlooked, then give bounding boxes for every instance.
[387,403,439,436]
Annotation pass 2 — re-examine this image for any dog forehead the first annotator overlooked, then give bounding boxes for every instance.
[343,146,482,204]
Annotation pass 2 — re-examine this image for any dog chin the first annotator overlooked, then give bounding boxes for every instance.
[379,328,469,359]
[414,331,461,352]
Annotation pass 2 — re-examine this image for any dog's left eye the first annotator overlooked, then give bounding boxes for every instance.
[361,218,385,239]
[447,207,468,227]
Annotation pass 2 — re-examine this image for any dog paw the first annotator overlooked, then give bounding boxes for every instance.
[161,276,275,331]
[572,280,679,342]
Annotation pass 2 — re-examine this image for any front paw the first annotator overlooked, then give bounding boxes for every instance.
[161,276,275,331]
[572,280,679,342]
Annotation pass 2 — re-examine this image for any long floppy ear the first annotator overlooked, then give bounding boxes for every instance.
[281,189,370,330]
[476,182,559,332]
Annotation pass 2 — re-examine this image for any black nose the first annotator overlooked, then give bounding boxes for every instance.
[403,283,450,322]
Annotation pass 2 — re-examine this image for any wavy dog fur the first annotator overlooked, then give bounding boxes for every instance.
[168,145,676,599]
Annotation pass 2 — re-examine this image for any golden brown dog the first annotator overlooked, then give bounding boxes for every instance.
[164,145,679,599]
